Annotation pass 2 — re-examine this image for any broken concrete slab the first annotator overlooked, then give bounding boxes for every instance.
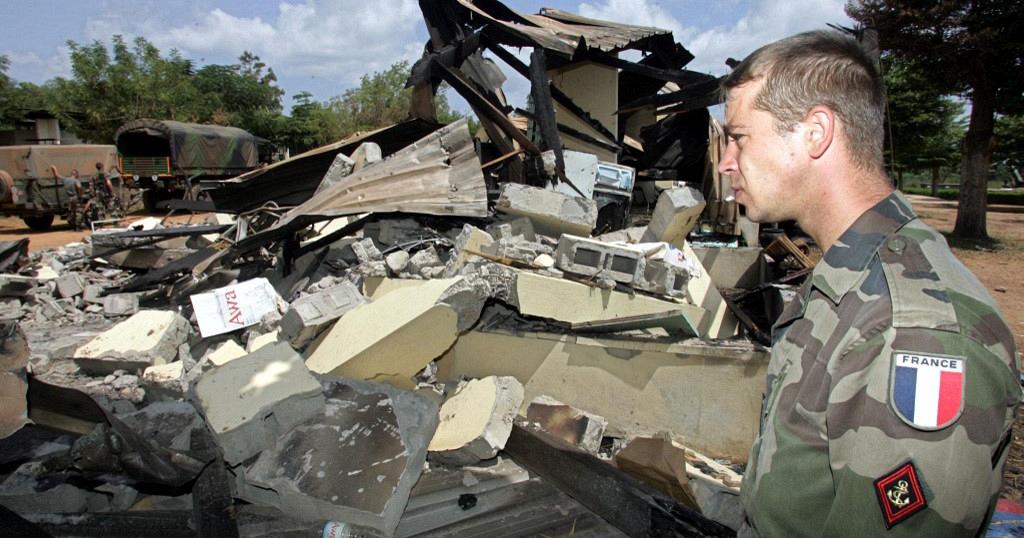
[0,322,29,439]
[246,329,282,353]
[204,339,247,367]
[445,225,494,275]
[679,243,739,339]
[428,376,524,465]
[691,246,766,289]
[280,281,365,348]
[141,361,185,401]
[350,141,383,172]
[641,187,706,244]
[83,284,104,304]
[408,246,443,275]
[239,377,439,537]
[316,152,355,195]
[495,183,597,237]
[56,273,85,298]
[524,395,607,454]
[514,269,705,335]
[73,310,189,374]
[192,341,324,465]
[306,278,461,390]
[351,238,384,263]
[102,293,139,317]
[487,216,536,242]
[438,328,768,462]
[385,250,410,274]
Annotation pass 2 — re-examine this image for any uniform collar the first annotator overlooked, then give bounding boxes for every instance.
[809,191,916,303]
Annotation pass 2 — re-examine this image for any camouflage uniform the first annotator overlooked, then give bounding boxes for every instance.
[740,192,1021,536]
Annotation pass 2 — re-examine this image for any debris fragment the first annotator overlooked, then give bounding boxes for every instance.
[428,376,525,465]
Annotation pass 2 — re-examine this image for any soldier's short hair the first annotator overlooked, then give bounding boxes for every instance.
[721,30,885,172]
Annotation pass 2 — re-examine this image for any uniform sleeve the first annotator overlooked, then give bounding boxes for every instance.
[819,325,1019,536]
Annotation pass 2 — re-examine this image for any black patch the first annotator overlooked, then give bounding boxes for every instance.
[874,461,927,529]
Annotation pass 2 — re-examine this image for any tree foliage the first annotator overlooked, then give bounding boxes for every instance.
[881,56,964,175]
[995,114,1024,185]
[847,0,1024,240]
[3,37,476,155]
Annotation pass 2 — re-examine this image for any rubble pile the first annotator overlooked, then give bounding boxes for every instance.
[0,1,821,536]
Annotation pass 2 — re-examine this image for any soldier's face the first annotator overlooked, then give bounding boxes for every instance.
[718,80,809,223]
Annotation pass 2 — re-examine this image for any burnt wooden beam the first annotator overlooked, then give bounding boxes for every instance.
[575,51,705,85]
[527,49,570,181]
[408,31,484,88]
[485,42,619,144]
[617,77,722,114]
[504,421,735,538]
[436,63,541,155]
[515,108,622,154]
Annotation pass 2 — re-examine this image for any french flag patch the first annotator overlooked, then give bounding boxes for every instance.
[890,352,965,430]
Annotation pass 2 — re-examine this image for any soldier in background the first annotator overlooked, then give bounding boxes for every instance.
[49,165,84,230]
[718,31,1020,536]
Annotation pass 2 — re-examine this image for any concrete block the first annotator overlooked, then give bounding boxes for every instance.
[385,250,410,273]
[193,341,324,465]
[239,377,438,536]
[102,293,139,317]
[56,273,85,298]
[305,278,461,390]
[428,376,524,465]
[495,183,597,237]
[679,243,739,339]
[142,361,186,401]
[350,141,382,171]
[351,238,383,263]
[408,246,443,275]
[0,275,35,298]
[487,216,536,242]
[73,310,189,374]
[206,339,247,366]
[83,284,104,304]
[634,258,691,298]
[525,395,607,454]
[642,187,706,244]
[246,329,281,353]
[479,238,553,267]
[280,281,365,348]
[437,329,769,462]
[554,234,646,285]
[446,225,493,275]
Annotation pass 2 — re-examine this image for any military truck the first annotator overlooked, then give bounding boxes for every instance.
[0,144,120,230]
[115,119,273,210]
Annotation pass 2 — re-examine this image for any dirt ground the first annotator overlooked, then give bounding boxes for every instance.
[0,212,209,251]
[4,197,1024,499]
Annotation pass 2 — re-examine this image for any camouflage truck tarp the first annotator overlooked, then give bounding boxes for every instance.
[0,145,118,181]
[115,119,259,178]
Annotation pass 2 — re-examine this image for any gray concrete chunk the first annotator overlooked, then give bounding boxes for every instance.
[102,293,139,317]
[193,341,324,465]
[428,376,524,465]
[73,310,189,374]
[642,187,706,244]
[239,377,439,537]
[56,273,85,298]
[280,281,365,348]
[554,234,646,285]
[495,183,597,237]
[385,250,410,274]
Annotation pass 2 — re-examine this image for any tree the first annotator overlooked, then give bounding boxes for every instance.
[994,114,1024,187]
[193,52,284,140]
[51,36,202,142]
[0,55,53,130]
[847,1,1024,240]
[880,56,964,193]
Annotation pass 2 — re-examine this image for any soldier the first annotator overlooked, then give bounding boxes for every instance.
[49,165,85,230]
[718,31,1021,536]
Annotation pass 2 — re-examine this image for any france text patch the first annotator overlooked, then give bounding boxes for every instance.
[890,352,965,430]
[874,461,927,528]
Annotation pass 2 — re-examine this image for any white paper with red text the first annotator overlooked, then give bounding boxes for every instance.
[190,278,280,338]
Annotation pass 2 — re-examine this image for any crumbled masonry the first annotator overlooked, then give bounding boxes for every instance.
[0,2,806,535]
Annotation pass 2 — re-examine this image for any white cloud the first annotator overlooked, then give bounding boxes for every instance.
[684,0,854,75]
[573,0,853,76]
[72,0,426,99]
[2,48,72,82]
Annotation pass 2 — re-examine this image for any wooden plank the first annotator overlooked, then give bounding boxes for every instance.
[436,64,541,155]
[504,421,736,538]
[486,42,619,144]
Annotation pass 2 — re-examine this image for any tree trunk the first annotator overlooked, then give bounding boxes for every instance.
[897,169,904,191]
[954,79,996,241]
[931,165,940,197]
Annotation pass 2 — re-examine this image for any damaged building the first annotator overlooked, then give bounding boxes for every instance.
[0,2,821,537]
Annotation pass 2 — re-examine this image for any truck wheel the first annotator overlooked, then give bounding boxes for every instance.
[23,214,55,231]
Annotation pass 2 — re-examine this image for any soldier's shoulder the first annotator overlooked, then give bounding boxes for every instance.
[879,219,1015,355]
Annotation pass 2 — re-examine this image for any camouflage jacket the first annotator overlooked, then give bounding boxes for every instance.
[740,192,1021,536]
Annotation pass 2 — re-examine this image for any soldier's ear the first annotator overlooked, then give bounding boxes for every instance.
[804,106,834,160]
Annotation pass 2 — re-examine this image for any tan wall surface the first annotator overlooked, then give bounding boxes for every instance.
[438,329,768,463]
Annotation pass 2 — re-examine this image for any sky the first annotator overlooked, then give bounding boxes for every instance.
[0,0,854,113]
